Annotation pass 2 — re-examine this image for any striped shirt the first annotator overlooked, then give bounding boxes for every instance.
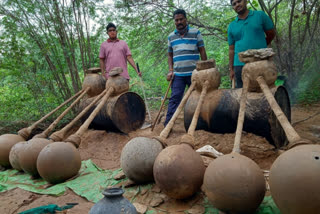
[168,26,204,76]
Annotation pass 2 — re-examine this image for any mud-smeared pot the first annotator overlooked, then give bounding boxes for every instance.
[203,153,266,214]
[37,142,81,184]
[0,134,25,168]
[153,144,205,199]
[9,141,28,171]
[269,144,320,214]
[82,67,106,97]
[89,188,137,214]
[19,138,53,176]
[121,137,163,183]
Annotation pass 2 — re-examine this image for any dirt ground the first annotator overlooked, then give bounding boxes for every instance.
[0,102,319,214]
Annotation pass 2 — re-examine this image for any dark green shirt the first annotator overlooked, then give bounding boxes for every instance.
[228,10,274,66]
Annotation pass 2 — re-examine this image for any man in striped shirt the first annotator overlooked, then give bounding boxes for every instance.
[164,9,207,126]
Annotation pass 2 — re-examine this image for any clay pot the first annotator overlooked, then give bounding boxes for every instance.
[192,67,220,92]
[153,144,205,199]
[203,153,266,214]
[105,71,129,96]
[89,188,137,214]
[0,134,25,168]
[9,141,28,171]
[82,68,106,97]
[242,60,277,92]
[121,137,163,183]
[37,142,81,184]
[269,144,320,214]
[19,138,53,176]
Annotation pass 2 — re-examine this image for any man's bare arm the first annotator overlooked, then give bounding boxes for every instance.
[167,52,174,81]
[100,58,106,78]
[127,55,141,77]
[198,46,207,61]
[265,29,276,45]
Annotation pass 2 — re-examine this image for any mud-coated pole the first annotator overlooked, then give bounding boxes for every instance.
[49,89,107,142]
[256,76,301,144]
[233,75,249,153]
[188,81,208,137]
[159,82,196,140]
[18,89,85,139]
[33,88,90,139]
[66,87,114,147]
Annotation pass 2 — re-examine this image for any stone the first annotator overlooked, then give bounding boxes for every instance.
[109,67,123,76]
[238,48,275,63]
[196,59,216,70]
[86,67,101,74]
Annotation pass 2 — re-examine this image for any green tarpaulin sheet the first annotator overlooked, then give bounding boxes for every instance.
[0,160,280,213]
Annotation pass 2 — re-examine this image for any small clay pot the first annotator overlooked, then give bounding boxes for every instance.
[89,188,137,214]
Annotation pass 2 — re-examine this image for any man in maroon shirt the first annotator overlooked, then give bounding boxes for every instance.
[99,23,141,80]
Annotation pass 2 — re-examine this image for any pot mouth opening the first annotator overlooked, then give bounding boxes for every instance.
[103,188,124,197]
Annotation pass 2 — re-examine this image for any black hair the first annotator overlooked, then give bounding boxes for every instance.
[173,9,186,19]
[106,23,116,31]
[231,0,246,5]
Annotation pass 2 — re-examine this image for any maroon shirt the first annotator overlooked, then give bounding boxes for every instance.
[99,39,131,79]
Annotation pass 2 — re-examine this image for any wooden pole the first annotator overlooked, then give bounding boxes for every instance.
[232,77,235,89]
[33,88,90,139]
[256,76,301,143]
[65,87,114,147]
[159,82,196,140]
[188,81,208,137]
[151,78,173,131]
[49,89,107,142]
[233,75,250,153]
[17,89,85,139]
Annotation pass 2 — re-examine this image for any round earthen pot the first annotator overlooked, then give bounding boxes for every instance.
[0,134,25,168]
[203,153,266,214]
[269,144,320,214]
[19,138,53,176]
[153,144,205,199]
[37,142,81,184]
[82,68,106,97]
[9,141,28,171]
[121,137,163,183]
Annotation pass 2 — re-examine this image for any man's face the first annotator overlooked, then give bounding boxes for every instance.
[174,14,187,31]
[107,27,117,39]
[231,0,247,15]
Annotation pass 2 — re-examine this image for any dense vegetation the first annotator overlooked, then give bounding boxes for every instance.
[0,0,319,129]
